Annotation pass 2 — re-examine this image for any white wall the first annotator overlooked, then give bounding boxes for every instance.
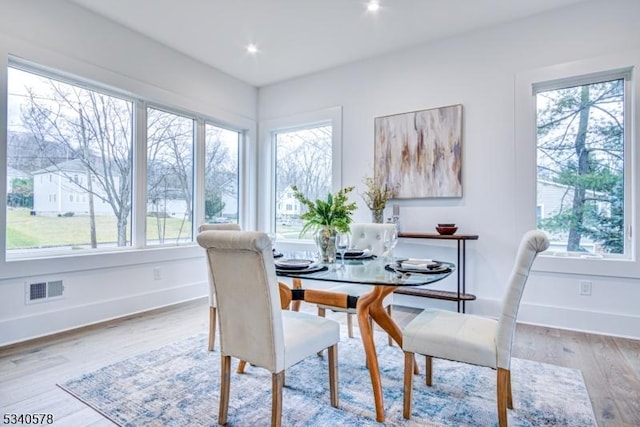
[2,0,639,346]
[258,0,640,339]
[0,0,257,345]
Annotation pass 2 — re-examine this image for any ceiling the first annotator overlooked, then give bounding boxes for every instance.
[67,0,587,87]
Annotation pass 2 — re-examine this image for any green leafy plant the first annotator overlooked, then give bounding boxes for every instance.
[291,185,357,236]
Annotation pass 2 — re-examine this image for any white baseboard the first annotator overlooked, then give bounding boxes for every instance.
[0,281,207,347]
[395,294,640,340]
[4,284,637,346]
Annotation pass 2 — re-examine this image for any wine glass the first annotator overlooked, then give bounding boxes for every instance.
[336,232,351,269]
[267,232,277,255]
[383,227,398,260]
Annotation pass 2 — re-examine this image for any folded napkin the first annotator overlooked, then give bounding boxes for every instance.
[341,249,371,258]
[399,258,438,270]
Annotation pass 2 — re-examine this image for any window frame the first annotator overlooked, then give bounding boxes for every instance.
[515,50,640,278]
[1,57,253,280]
[145,104,197,247]
[258,107,343,245]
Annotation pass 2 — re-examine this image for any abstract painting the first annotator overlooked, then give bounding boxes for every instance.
[374,104,462,198]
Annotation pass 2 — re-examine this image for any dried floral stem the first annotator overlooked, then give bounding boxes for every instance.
[360,176,394,212]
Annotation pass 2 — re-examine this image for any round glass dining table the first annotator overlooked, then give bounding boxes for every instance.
[275,254,455,422]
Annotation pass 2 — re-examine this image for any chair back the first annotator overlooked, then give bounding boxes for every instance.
[198,223,241,306]
[350,222,397,256]
[198,223,241,233]
[197,230,285,372]
[495,230,549,368]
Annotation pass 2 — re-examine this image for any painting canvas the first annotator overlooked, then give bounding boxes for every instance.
[374,104,462,198]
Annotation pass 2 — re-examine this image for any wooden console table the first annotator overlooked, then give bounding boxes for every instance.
[395,232,479,313]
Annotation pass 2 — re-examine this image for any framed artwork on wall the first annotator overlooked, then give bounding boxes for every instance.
[374,104,463,198]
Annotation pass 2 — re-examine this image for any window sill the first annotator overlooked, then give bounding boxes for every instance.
[533,253,639,279]
[1,245,203,280]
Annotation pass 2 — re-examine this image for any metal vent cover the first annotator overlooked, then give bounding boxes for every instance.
[47,280,64,297]
[25,279,65,304]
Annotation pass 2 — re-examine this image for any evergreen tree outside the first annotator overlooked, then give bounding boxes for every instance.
[536,76,625,254]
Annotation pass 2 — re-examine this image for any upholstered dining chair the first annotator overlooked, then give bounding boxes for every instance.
[401,230,549,427]
[198,223,241,351]
[317,222,397,344]
[197,230,341,427]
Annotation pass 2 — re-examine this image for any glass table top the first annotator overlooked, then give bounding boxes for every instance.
[275,253,455,287]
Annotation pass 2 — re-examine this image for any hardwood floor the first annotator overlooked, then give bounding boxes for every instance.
[1,299,638,426]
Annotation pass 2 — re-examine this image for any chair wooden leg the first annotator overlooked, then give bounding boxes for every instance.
[506,369,513,409]
[347,313,354,338]
[328,344,339,407]
[236,360,247,374]
[497,367,509,427]
[317,308,327,356]
[272,371,284,427]
[219,355,231,426]
[208,306,216,351]
[403,351,414,419]
[387,305,393,346]
[425,356,432,386]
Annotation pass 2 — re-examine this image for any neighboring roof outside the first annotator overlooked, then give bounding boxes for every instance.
[32,158,90,175]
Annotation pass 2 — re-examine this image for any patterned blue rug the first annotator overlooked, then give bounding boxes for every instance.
[58,332,596,426]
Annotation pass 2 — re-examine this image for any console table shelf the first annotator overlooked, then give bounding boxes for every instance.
[395,232,478,313]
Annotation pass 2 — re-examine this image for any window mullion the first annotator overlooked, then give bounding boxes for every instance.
[193,118,206,235]
[133,100,148,248]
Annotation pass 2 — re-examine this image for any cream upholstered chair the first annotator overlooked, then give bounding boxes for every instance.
[198,223,241,351]
[317,223,396,344]
[197,230,341,427]
[401,230,549,427]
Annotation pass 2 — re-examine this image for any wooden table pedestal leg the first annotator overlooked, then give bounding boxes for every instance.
[356,288,385,422]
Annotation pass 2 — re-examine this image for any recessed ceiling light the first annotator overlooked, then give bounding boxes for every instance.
[246,44,258,54]
[367,1,380,13]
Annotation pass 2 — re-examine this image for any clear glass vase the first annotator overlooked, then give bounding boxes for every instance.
[371,209,384,223]
[315,227,337,263]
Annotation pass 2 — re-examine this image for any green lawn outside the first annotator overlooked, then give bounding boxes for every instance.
[6,208,192,250]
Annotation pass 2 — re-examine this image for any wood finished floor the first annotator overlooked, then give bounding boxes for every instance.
[1,298,638,426]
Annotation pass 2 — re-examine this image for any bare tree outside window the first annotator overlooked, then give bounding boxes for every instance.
[275,125,332,239]
[536,76,626,255]
[204,124,239,224]
[6,66,133,253]
[146,108,194,245]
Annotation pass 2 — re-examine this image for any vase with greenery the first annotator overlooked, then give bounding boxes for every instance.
[360,176,394,223]
[291,185,356,262]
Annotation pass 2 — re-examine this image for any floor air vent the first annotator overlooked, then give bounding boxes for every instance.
[25,279,65,304]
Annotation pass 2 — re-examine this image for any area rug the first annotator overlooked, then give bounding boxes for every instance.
[58,332,596,426]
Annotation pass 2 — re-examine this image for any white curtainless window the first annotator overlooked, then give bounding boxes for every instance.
[534,69,631,258]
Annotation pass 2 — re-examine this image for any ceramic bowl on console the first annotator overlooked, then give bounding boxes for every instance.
[436,224,457,235]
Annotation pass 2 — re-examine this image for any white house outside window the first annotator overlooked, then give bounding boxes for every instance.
[274,124,333,239]
[6,65,134,254]
[5,60,247,260]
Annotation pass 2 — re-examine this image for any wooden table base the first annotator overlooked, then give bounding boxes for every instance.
[357,285,417,422]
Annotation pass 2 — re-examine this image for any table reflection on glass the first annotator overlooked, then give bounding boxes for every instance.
[276,254,455,422]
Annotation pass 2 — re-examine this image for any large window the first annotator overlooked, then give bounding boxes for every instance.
[274,124,332,239]
[535,71,630,257]
[5,61,245,259]
[146,108,194,245]
[6,65,133,254]
[204,124,240,224]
